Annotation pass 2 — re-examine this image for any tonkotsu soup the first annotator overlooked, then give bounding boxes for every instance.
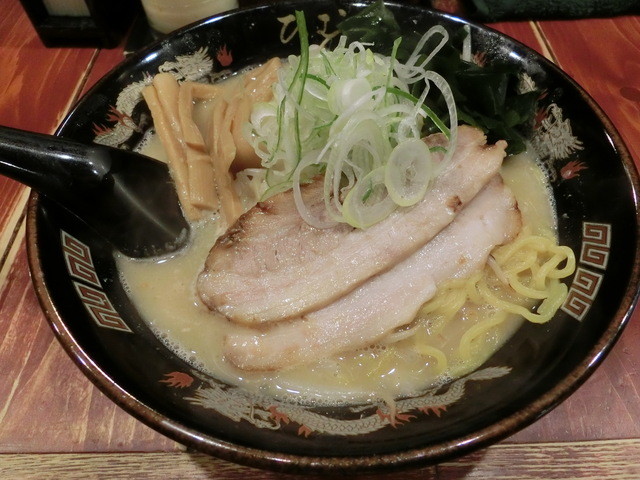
[116,146,566,405]
[116,15,576,406]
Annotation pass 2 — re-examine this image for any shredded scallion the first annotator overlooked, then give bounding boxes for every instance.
[245,11,459,229]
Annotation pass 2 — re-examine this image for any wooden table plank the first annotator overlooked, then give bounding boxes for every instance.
[0,0,96,133]
[1,439,640,479]
[81,45,128,96]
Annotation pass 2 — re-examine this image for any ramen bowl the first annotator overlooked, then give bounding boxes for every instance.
[26,0,640,473]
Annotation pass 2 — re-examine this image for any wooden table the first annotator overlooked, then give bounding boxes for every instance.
[1,1,639,478]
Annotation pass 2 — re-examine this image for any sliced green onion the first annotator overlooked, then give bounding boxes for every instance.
[385,138,434,207]
[291,10,310,169]
[342,167,396,229]
[386,86,450,137]
[328,77,373,114]
[306,73,329,89]
[246,21,460,229]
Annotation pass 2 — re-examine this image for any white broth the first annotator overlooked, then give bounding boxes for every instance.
[116,148,558,406]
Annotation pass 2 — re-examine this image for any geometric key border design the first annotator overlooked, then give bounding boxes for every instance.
[61,230,132,333]
[579,222,611,270]
[72,281,132,333]
[61,230,101,288]
[561,222,610,322]
[560,266,604,322]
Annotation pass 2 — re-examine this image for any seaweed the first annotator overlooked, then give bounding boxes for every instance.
[338,1,539,154]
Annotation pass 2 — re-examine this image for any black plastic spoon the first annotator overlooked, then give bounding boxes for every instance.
[0,126,189,258]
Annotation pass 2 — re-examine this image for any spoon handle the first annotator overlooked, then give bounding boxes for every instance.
[0,125,110,202]
[0,125,189,257]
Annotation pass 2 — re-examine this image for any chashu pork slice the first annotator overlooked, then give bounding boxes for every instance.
[224,176,522,371]
[198,126,507,324]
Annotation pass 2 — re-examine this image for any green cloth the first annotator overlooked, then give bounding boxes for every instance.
[464,0,640,21]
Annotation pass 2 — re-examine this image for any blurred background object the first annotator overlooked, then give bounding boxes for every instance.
[140,0,239,34]
[429,0,640,21]
[19,0,140,47]
[19,0,640,51]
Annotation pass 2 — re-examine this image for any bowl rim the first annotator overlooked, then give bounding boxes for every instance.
[24,1,640,473]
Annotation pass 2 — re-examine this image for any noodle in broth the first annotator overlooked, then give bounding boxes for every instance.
[117,145,574,405]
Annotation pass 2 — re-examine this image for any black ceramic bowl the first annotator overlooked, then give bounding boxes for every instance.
[25,0,640,473]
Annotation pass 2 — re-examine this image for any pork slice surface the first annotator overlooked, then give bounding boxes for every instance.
[224,177,522,371]
[197,126,507,324]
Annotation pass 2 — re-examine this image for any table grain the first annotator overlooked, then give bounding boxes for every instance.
[1,1,639,478]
